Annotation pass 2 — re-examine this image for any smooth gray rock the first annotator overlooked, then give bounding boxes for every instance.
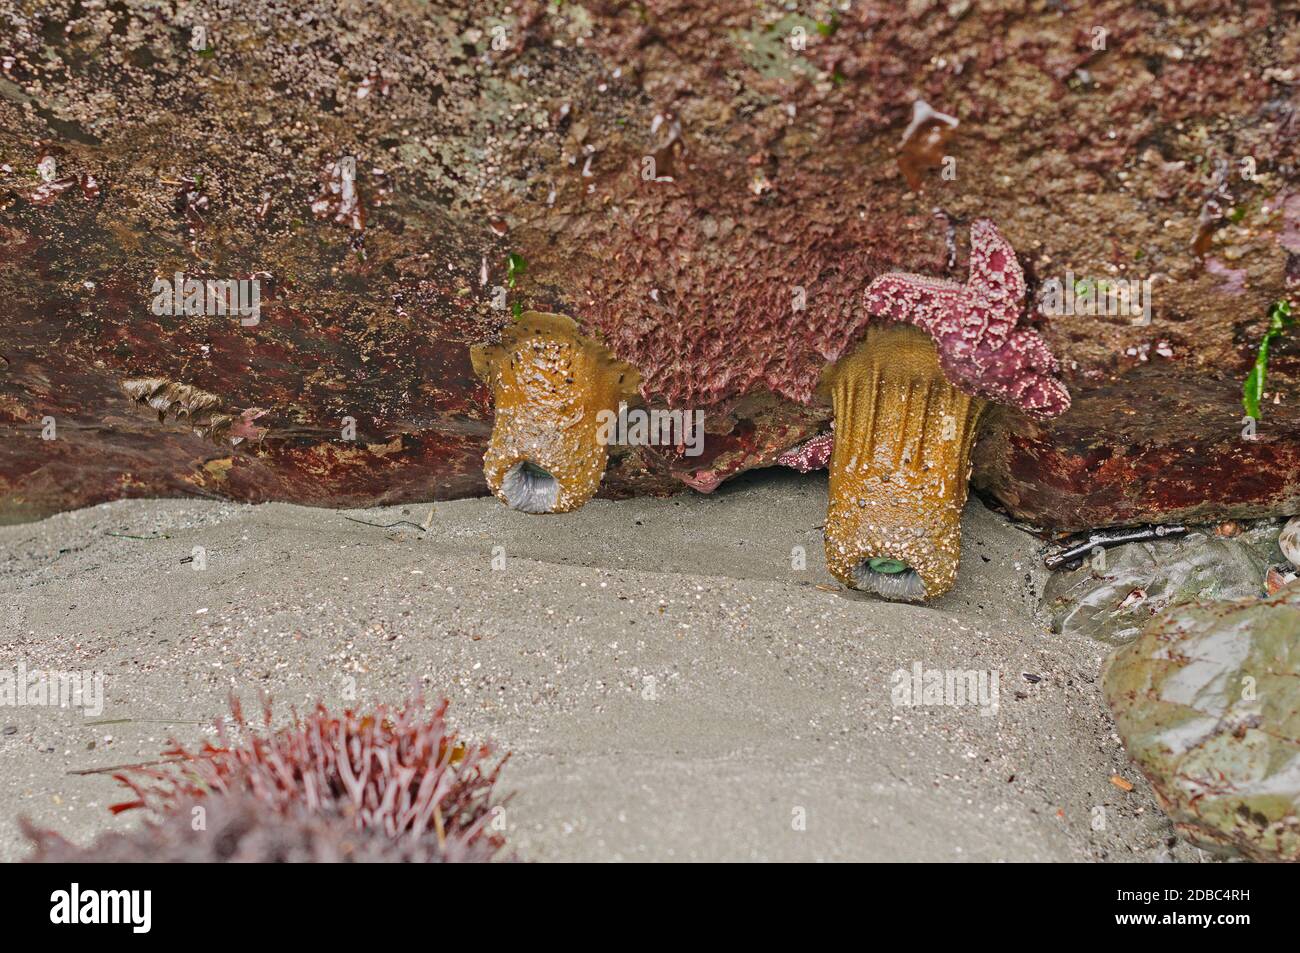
[1104,583,1300,862]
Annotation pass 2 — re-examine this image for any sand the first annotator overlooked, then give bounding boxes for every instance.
[0,470,1201,862]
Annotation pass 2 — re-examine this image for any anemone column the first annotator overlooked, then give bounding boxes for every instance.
[820,220,1071,601]
[472,311,638,513]
[822,324,984,600]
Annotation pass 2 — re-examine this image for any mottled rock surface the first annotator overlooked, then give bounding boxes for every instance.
[1046,519,1284,644]
[1,1,1297,524]
[1104,582,1300,861]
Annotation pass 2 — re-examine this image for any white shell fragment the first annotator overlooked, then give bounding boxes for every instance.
[1280,516,1300,569]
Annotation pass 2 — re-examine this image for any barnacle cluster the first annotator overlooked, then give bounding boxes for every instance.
[122,378,267,446]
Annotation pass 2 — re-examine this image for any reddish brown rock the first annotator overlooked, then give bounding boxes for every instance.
[0,1,1296,527]
[974,364,1300,532]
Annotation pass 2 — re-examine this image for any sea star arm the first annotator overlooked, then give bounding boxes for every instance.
[965,219,1026,348]
[863,220,1070,421]
[777,430,833,472]
[863,272,966,338]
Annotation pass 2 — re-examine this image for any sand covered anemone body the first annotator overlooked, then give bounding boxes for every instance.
[472,311,639,514]
[818,220,1070,601]
[821,324,985,601]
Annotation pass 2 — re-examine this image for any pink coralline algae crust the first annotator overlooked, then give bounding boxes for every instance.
[862,220,1070,422]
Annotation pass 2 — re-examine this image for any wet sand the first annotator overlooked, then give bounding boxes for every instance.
[0,470,1200,861]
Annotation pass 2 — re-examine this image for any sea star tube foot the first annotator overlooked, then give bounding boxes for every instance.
[822,323,984,602]
[472,311,638,514]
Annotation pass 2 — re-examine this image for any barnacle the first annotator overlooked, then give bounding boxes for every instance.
[121,378,266,446]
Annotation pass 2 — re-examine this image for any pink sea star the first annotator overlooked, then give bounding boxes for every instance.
[776,428,833,472]
[776,220,1069,475]
[863,219,1070,420]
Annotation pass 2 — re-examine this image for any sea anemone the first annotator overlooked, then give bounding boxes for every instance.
[472,311,639,513]
[23,695,511,863]
[819,220,1069,601]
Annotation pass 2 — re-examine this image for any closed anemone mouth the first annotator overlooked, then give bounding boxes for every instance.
[868,557,908,574]
[852,559,927,602]
[500,461,559,514]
